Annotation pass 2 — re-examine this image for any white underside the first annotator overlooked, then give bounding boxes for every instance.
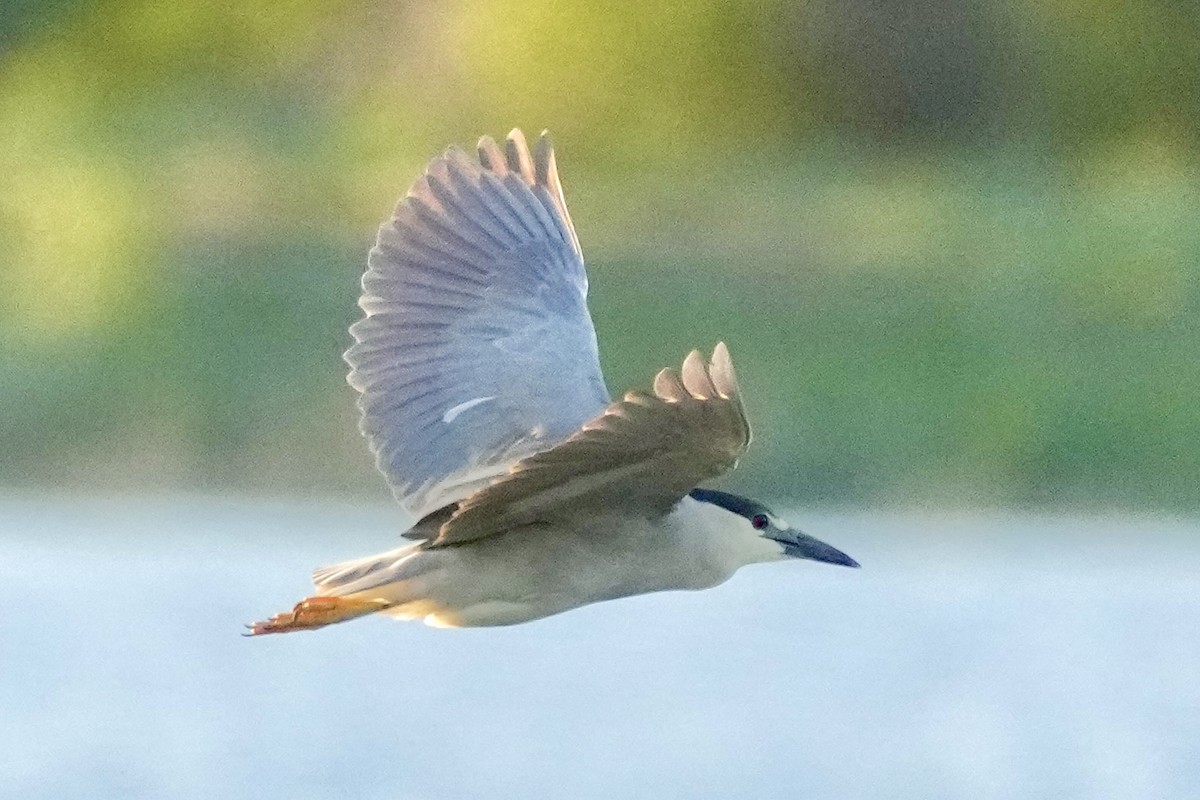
[311,497,785,628]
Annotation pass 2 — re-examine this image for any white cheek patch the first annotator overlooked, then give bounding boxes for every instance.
[442,396,497,424]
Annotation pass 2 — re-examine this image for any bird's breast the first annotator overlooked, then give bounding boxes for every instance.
[415,516,733,626]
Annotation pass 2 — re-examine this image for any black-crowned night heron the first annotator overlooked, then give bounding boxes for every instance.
[248,130,857,634]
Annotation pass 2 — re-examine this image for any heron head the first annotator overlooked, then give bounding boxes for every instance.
[688,488,859,568]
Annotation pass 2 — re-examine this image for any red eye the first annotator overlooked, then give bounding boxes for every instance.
[751,514,769,530]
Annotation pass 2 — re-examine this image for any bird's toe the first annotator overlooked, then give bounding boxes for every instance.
[244,596,390,636]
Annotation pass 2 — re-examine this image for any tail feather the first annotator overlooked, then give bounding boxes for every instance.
[311,545,420,596]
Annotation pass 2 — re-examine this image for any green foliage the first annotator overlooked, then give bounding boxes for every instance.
[1,1,1197,508]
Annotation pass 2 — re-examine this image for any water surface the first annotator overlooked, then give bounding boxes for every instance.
[2,496,1197,799]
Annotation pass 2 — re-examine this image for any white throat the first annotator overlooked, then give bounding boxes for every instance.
[666,496,787,578]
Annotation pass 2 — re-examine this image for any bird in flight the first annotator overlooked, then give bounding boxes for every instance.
[247,129,857,634]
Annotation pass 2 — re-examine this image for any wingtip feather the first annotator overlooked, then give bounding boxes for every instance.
[505,128,536,183]
[530,129,581,256]
[681,349,716,399]
[653,368,689,402]
[533,133,554,187]
[477,135,507,174]
[709,342,740,399]
[444,144,479,176]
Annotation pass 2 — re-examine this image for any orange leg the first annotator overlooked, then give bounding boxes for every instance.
[245,596,390,636]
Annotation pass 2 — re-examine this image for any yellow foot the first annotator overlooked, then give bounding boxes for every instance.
[245,596,390,636]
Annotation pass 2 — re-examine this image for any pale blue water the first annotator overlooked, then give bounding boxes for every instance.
[2,496,1198,799]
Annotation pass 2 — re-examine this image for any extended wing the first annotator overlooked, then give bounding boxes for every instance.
[432,344,751,546]
[346,130,610,519]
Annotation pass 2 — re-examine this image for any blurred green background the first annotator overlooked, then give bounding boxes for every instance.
[1,0,1197,510]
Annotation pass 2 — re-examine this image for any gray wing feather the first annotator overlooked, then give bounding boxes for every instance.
[432,344,750,546]
[346,130,610,519]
